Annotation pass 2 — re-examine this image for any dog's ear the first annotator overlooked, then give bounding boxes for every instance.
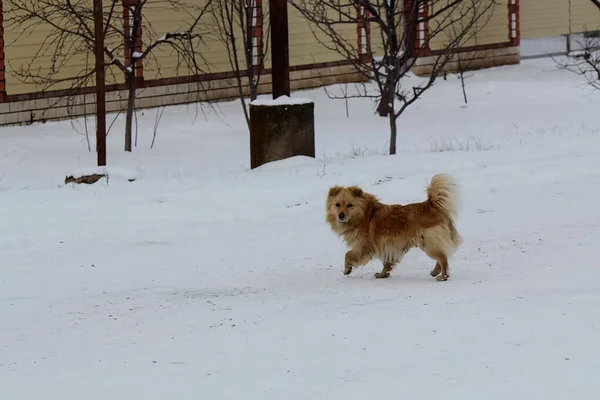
[348,186,363,198]
[328,186,342,198]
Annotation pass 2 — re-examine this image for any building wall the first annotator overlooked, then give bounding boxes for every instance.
[0,63,364,126]
[0,0,366,126]
[3,0,126,95]
[3,16,96,95]
[520,0,568,39]
[571,0,600,34]
[368,24,385,58]
[0,0,527,127]
[521,0,600,39]
[288,6,358,67]
[413,45,519,76]
[475,0,511,46]
[0,0,363,126]
[429,0,509,50]
[3,0,360,93]
[414,0,518,76]
[142,0,241,79]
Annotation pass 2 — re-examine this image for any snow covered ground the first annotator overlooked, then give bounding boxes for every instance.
[1,58,600,399]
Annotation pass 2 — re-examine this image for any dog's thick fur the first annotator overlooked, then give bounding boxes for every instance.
[326,174,463,281]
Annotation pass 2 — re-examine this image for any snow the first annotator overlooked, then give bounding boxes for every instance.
[250,95,313,106]
[252,155,324,171]
[1,57,600,399]
[132,51,143,59]
[521,36,568,58]
[520,33,589,59]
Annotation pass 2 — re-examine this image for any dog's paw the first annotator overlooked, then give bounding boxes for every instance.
[430,265,441,277]
[374,271,390,279]
[435,274,449,282]
[344,267,353,275]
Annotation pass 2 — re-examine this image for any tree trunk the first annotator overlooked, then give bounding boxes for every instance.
[377,73,394,117]
[460,71,468,104]
[377,90,390,116]
[124,73,136,152]
[388,111,397,155]
[249,76,258,101]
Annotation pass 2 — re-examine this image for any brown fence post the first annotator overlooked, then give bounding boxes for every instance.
[0,0,6,103]
[249,0,315,169]
[93,0,107,166]
[269,0,290,98]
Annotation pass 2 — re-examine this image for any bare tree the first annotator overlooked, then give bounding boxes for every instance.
[555,2,600,90]
[209,0,270,128]
[290,0,496,154]
[454,50,475,104]
[4,0,213,152]
[556,34,600,91]
[446,20,492,106]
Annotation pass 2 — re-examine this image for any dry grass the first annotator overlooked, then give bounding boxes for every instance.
[428,136,498,153]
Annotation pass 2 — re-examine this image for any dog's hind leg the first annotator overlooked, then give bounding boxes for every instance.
[420,227,454,281]
[433,256,449,281]
[429,262,441,278]
[422,250,449,281]
[420,248,449,281]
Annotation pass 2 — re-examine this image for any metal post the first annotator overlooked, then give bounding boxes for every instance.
[567,0,572,55]
[269,0,290,98]
[93,0,107,166]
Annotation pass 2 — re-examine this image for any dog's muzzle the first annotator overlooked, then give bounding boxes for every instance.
[338,212,347,223]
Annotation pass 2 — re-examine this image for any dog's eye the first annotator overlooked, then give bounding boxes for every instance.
[335,203,340,207]
[348,204,353,208]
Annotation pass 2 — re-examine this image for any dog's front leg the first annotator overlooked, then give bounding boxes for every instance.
[344,251,354,275]
[344,248,372,275]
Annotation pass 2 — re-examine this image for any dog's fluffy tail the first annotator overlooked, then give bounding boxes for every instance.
[426,173,461,221]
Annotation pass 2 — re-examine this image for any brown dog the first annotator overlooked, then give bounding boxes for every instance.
[326,174,463,281]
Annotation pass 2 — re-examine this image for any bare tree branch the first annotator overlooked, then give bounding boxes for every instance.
[208,0,270,129]
[290,0,497,154]
[4,0,215,152]
[555,35,600,91]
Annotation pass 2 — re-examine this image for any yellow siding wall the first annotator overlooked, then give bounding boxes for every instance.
[143,0,357,78]
[571,0,600,33]
[260,0,272,69]
[4,0,98,95]
[520,0,568,39]
[4,0,543,99]
[3,1,130,95]
[142,0,243,79]
[3,0,357,96]
[4,28,89,95]
[429,0,506,51]
[288,6,358,67]
[368,24,386,57]
[475,0,509,46]
[521,0,600,39]
[104,23,128,86]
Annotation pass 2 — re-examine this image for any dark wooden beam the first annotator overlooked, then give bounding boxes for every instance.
[93,0,107,166]
[269,0,290,98]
